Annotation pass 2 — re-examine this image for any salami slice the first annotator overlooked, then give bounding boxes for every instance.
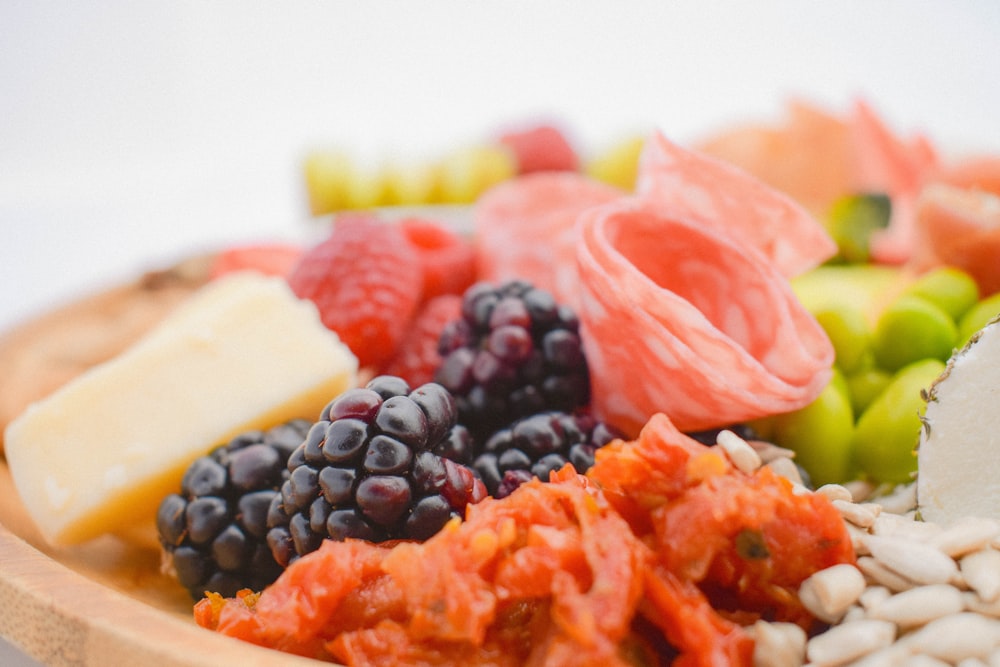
[577,200,834,436]
[912,183,1000,296]
[848,99,941,265]
[473,172,623,309]
[636,131,837,278]
[695,99,854,217]
[848,98,939,197]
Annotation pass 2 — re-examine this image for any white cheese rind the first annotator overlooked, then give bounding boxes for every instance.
[4,273,358,545]
[917,317,1000,525]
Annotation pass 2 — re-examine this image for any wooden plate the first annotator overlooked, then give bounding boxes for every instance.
[0,258,327,666]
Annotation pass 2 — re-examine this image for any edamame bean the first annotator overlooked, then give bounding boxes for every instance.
[814,306,872,374]
[845,367,892,415]
[902,266,979,321]
[768,380,855,487]
[852,358,945,484]
[958,292,1000,344]
[872,295,957,372]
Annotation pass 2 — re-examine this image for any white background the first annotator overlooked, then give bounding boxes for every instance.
[1,2,999,664]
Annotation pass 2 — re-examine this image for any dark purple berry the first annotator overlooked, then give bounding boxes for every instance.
[266,376,488,565]
[434,280,592,439]
[363,436,414,475]
[374,396,429,449]
[324,387,383,421]
[229,444,282,491]
[321,419,368,464]
[318,466,356,505]
[155,419,311,599]
[181,457,227,497]
[472,411,622,497]
[327,509,376,541]
[356,475,412,525]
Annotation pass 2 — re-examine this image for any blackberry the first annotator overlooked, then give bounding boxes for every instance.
[472,410,622,498]
[266,376,487,566]
[434,280,590,439]
[156,419,310,599]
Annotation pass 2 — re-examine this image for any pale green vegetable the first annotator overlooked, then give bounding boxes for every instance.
[814,306,872,374]
[845,366,892,415]
[792,264,900,317]
[825,193,891,264]
[767,380,855,487]
[958,292,1000,344]
[872,295,958,372]
[901,266,979,321]
[853,358,945,484]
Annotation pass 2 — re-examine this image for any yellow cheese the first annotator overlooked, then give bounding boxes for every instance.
[5,273,358,545]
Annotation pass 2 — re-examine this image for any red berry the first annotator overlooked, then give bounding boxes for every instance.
[399,217,477,302]
[379,294,462,387]
[497,123,579,174]
[288,216,422,369]
[209,243,303,280]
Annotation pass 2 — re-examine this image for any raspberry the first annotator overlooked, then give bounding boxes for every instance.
[434,280,591,439]
[380,294,462,388]
[497,123,580,174]
[266,377,486,566]
[399,217,477,302]
[287,215,422,368]
[209,243,304,280]
[156,420,311,599]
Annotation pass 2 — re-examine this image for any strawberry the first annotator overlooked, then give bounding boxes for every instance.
[379,294,462,387]
[497,123,580,174]
[287,216,422,369]
[399,217,477,302]
[209,243,304,280]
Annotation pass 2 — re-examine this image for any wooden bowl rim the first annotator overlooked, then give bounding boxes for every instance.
[0,512,323,666]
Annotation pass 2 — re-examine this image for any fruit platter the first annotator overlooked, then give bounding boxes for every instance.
[3,98,1000,666]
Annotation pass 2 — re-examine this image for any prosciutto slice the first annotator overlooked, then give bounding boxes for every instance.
[577,200,834,436]
[636,131,836,278]
[474,172,622,310]
[472,131,836,436]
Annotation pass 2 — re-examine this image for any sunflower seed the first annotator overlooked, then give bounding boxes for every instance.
[750,620,806,667]
[864,535,959,586]
[857,556,918,593]
[897,613,1000,662]
[799,564,867,624]
[806,619,896,665]
[835,499,880,529]
[817,484,855,503]
[929,517,1000,559]
[766,457,804,485]
[962,549,1000,603]
[716,429,763,473]
[866,584,965,629]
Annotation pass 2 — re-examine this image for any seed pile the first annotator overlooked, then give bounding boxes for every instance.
[719,438,1000,667]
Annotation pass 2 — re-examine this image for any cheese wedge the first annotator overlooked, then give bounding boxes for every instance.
[5,273,358,545]
[917,315,1000,525]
